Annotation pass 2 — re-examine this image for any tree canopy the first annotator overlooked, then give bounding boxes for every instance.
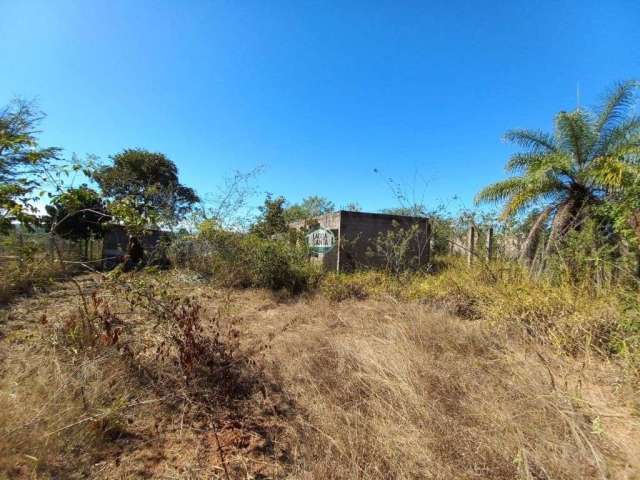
[0,99,61,232]
[92,148,200,229]
[44,186,108,241]
[251,195,289,238]
[284,195,335,223]
[476,80,640,262]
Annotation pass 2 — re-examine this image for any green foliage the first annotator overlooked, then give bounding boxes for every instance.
[0,233,62,303]
[169,221,320,294]
[92,148,199,228]
[544,215,629,287]
[251,195,289,238]
[598,168,640,247]
[0,99,61,232]
[284,195,335,222]
[43,185,108,241]
[321,271,404,301]
[242,235,319,292]
[476,80,640,260]
[107,196,159,236]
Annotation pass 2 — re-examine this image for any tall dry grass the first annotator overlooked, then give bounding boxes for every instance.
[321,259,640,384]
[0,274,285,479]
[0,259,65,304]
[254,296,639,479]
[1,271,638,479]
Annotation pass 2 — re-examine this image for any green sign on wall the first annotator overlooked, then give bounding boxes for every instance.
[307,228,336,254]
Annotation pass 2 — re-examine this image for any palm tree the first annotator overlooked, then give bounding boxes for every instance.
[476,80,640,264]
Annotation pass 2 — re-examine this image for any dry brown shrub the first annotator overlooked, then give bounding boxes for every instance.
[0,287,137,478]
[0,274,287,479]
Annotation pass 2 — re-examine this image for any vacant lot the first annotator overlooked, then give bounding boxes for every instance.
[1,271,639,479]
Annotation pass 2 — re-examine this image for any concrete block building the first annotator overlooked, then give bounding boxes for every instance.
[290,210,431,272]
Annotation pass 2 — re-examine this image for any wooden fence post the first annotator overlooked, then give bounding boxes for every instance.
[17,231,24,269]
[467,226,476,266]
[48,234,55,262]
[486,227,494,261]
[424,218,432,266]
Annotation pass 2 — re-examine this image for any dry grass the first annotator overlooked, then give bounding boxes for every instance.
[0,274,289,479]
[1,271,639,479]
[321,261,640,384]
[0,259,65,305]
[238,294,640,479]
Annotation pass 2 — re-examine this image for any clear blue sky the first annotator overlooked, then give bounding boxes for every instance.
[1,0,639,214]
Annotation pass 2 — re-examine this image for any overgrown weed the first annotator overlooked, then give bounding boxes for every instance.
[0,272,280,479]
[269,299,636,479]
[168,229,322,294]
[321,257,640,384]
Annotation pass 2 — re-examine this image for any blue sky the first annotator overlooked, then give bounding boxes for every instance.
[1,0,639,214]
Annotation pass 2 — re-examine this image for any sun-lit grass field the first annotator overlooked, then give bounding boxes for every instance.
[1,266,638,479]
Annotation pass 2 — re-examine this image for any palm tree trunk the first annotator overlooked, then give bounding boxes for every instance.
[519,206,553,265]
[544,198,577,257]
[631,209,640,278]
[630,209,640,242]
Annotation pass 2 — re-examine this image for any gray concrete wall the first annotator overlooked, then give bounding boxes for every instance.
[308,212,340,271]
[101,226,167,269]
[338,211,430,272]
[290,211,431,272]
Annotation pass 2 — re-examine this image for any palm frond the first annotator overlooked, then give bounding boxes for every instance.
[474,177,525,205]
[501,176,565,218]
[505,153,547,173]
[523,151,574,178]
[595,80,640,134]
[584,155,640,191]
[475,173,564,219]
[555,110,597,165]
[596,117,640,156]
[503,129,557,153]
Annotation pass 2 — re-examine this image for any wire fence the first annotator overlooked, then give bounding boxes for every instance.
[0,231,103,271]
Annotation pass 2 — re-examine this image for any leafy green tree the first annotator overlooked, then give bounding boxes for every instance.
[476,80,640,263]
[251,195,289,238]
[0,99,61,232]
[342,201,362,212]
[92,148,199,229]
[284,195,335,222]
[44,186,108,241]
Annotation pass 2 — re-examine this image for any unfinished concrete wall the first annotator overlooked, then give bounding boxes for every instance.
[291,211,431,272]
[101,226,167,269]
[338,211,430,272]
[307,212,341,271]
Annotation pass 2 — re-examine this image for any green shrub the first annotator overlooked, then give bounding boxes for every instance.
[320,273,370,301]
[169,225,320,294]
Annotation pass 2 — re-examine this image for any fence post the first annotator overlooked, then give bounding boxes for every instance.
[48,234,55,262]
[424,218,432,266]
[467,226,476,266]
[17,231,24,269]
[486,227,494,262]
